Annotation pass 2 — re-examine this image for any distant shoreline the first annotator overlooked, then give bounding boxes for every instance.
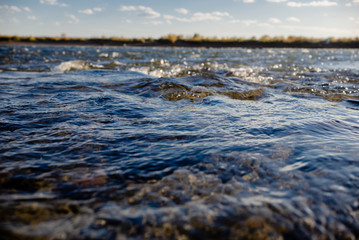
[1,36,359,48]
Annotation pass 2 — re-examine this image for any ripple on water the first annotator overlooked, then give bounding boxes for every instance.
[1,46,359,239]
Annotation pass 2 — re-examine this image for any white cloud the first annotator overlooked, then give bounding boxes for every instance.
[192,12,220,21]
[122,7,230,24]
[23,7,31,12]
[79,9,93,15]
[266,0,287,2]
[39,0,67,7]
[119,6,137,11]
[213,11,231,17]
[66,14,79,24]
[119,5,160,19]
[354,0,359,4]
[191,11,230,21]
[40,0,56,5]
[243,20,257,26]
[287,0,337,7]
[119,6,231,22]
[0,5,32,13]
[0,5,22,12]
[9,5,21,12]
[268,17,281,23]
[286,16,300,22]
[175,8,189,15]
[164,11,231,23]
[78,8,101,15]
[164,14,190,23]
[28,16,37,20]
[138,6,160,18]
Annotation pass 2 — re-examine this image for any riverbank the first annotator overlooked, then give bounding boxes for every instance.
[1,35,359,48]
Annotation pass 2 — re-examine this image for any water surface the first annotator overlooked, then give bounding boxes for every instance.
[1,46,359,239]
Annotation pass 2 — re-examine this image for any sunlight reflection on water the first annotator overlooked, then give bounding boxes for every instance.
[0,46,359,239]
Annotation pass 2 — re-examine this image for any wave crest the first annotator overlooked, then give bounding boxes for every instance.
[52,60,103,72]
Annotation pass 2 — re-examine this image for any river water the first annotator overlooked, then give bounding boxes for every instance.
[1,45,359,239]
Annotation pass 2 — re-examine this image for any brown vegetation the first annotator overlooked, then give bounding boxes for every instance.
[0,34,358,48]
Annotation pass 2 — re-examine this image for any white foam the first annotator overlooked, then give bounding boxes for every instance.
[52,60,103,72]
[279,161,308,172]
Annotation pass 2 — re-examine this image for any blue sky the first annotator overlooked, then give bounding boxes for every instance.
[0,0,358,38]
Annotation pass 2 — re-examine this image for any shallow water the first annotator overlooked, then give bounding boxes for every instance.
[1,45,359,239]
